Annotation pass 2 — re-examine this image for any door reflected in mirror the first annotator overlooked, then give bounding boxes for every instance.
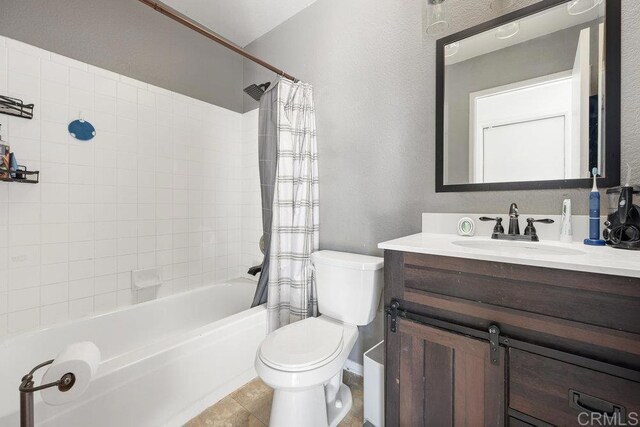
[441,0,608,187]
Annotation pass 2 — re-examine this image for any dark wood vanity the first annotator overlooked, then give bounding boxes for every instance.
[383,250,640,426]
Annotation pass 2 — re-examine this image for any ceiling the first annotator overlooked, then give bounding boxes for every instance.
[162,0,319,47]
[445,1,604,65]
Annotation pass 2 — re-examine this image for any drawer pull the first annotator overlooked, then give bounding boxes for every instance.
[569,389,626,421]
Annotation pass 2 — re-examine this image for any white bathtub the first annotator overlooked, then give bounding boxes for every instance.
[0,279,266,427]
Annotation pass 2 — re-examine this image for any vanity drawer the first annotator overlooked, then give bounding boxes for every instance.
[402,253,640,335]
[509,349,640,426]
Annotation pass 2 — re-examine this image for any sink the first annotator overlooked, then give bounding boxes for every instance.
[452,239,586,256]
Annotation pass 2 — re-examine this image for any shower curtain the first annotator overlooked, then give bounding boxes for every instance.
[250,78,319,332]
[251,82,278,309]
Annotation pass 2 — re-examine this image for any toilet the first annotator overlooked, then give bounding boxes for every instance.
[255,250,384,427]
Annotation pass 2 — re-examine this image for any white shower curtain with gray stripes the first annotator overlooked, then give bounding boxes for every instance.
[267,78,319,331]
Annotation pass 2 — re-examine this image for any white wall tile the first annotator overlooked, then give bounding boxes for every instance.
[69,87,94,111]
[2,36,257,336]
[8,72,40,98]
[41,263,68,286]
[9,204,41,225]
[41,80,69,104]
[69,241,94,261]
[40,162,69,184]
[8,49,40,76]
[41,282,68,305]
[69,297,93,318]
[69,278,94,299]
[9,287,40,311]
[9,116,41,140]
[94,292,116,313]
[0,293,8,315]
[95,94,117,115]
[41,223,68,244]
[8,245,40,269]
[138,89,155,108]
[94,275,116,294]
[41,120,70,144]
[10,224,41,246]
[95,75,117,97]
[8,308,39,333]
[40,302,69,325]
[68,222,94,242]
[95,257,117,277]
[41,60,69,84]
[69,68,94,91]
[42,142,69,164]
[117,99,137,120]
[41,243,69,265]
[95,221,117,240]
[117,82,137,103]
[69,185,94,204]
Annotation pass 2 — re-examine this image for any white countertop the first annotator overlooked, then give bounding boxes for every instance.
[378,232,640,279]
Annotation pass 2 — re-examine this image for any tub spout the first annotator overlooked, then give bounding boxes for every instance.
[247,264,262,276]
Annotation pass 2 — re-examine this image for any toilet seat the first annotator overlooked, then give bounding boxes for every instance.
[259,317,344,372]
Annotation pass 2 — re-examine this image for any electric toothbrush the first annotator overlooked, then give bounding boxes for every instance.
[584,167,606,246]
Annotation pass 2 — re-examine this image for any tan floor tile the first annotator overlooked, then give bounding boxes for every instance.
[338,413,363,427]
[187,372,363,427]
[343,371,363,390]
[343,371,364,422]
[185,396,266,427]
[230,379,274,425]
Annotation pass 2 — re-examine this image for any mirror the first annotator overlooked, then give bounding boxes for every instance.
[436,0,620,192]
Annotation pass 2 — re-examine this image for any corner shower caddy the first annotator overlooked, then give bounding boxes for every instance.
[0,94,39,183]
[0,95,34,120]
[0,167,40,184]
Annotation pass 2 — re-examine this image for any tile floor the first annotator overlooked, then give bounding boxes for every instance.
[185,371,364,426]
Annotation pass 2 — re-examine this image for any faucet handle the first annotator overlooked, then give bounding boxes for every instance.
[524,218,555,237]
[480,217,505,234]
[527,218,554,224]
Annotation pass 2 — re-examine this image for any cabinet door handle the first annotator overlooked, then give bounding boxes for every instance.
[569,389,626,421]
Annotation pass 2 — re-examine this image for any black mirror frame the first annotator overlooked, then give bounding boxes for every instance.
[435,0,621,193]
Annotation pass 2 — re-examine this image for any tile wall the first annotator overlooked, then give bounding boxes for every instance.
[0,36,261,336]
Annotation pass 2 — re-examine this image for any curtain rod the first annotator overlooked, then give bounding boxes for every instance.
[137,0,298,82]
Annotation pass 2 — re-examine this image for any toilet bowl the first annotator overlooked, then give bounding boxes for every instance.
[255,316,358,426]
[255,251,384,427]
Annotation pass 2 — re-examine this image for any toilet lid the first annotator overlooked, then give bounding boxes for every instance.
[259,317,344,371]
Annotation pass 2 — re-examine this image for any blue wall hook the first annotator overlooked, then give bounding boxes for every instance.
[68,119,96,141]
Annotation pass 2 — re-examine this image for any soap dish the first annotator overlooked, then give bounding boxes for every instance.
[132,267,163,303]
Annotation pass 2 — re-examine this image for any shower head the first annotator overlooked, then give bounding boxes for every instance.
[243,82,271,101]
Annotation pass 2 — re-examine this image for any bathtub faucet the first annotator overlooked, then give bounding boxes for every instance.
[247,264,262,276]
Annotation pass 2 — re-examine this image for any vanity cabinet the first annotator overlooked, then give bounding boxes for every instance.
[388,318,505,426]
[383,250,640,427]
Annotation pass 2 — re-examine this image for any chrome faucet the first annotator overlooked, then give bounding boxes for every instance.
[508,203,520,235]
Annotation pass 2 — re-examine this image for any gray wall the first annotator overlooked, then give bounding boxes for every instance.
[0,0,245,112]
[445,22,591,184]
[243,0,640,363]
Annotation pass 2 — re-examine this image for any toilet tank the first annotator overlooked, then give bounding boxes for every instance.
[311,251,384,326]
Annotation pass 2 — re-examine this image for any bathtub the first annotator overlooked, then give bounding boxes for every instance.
[0,278,266,427]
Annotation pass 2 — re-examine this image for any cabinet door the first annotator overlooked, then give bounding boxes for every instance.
[386,318,505,427]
